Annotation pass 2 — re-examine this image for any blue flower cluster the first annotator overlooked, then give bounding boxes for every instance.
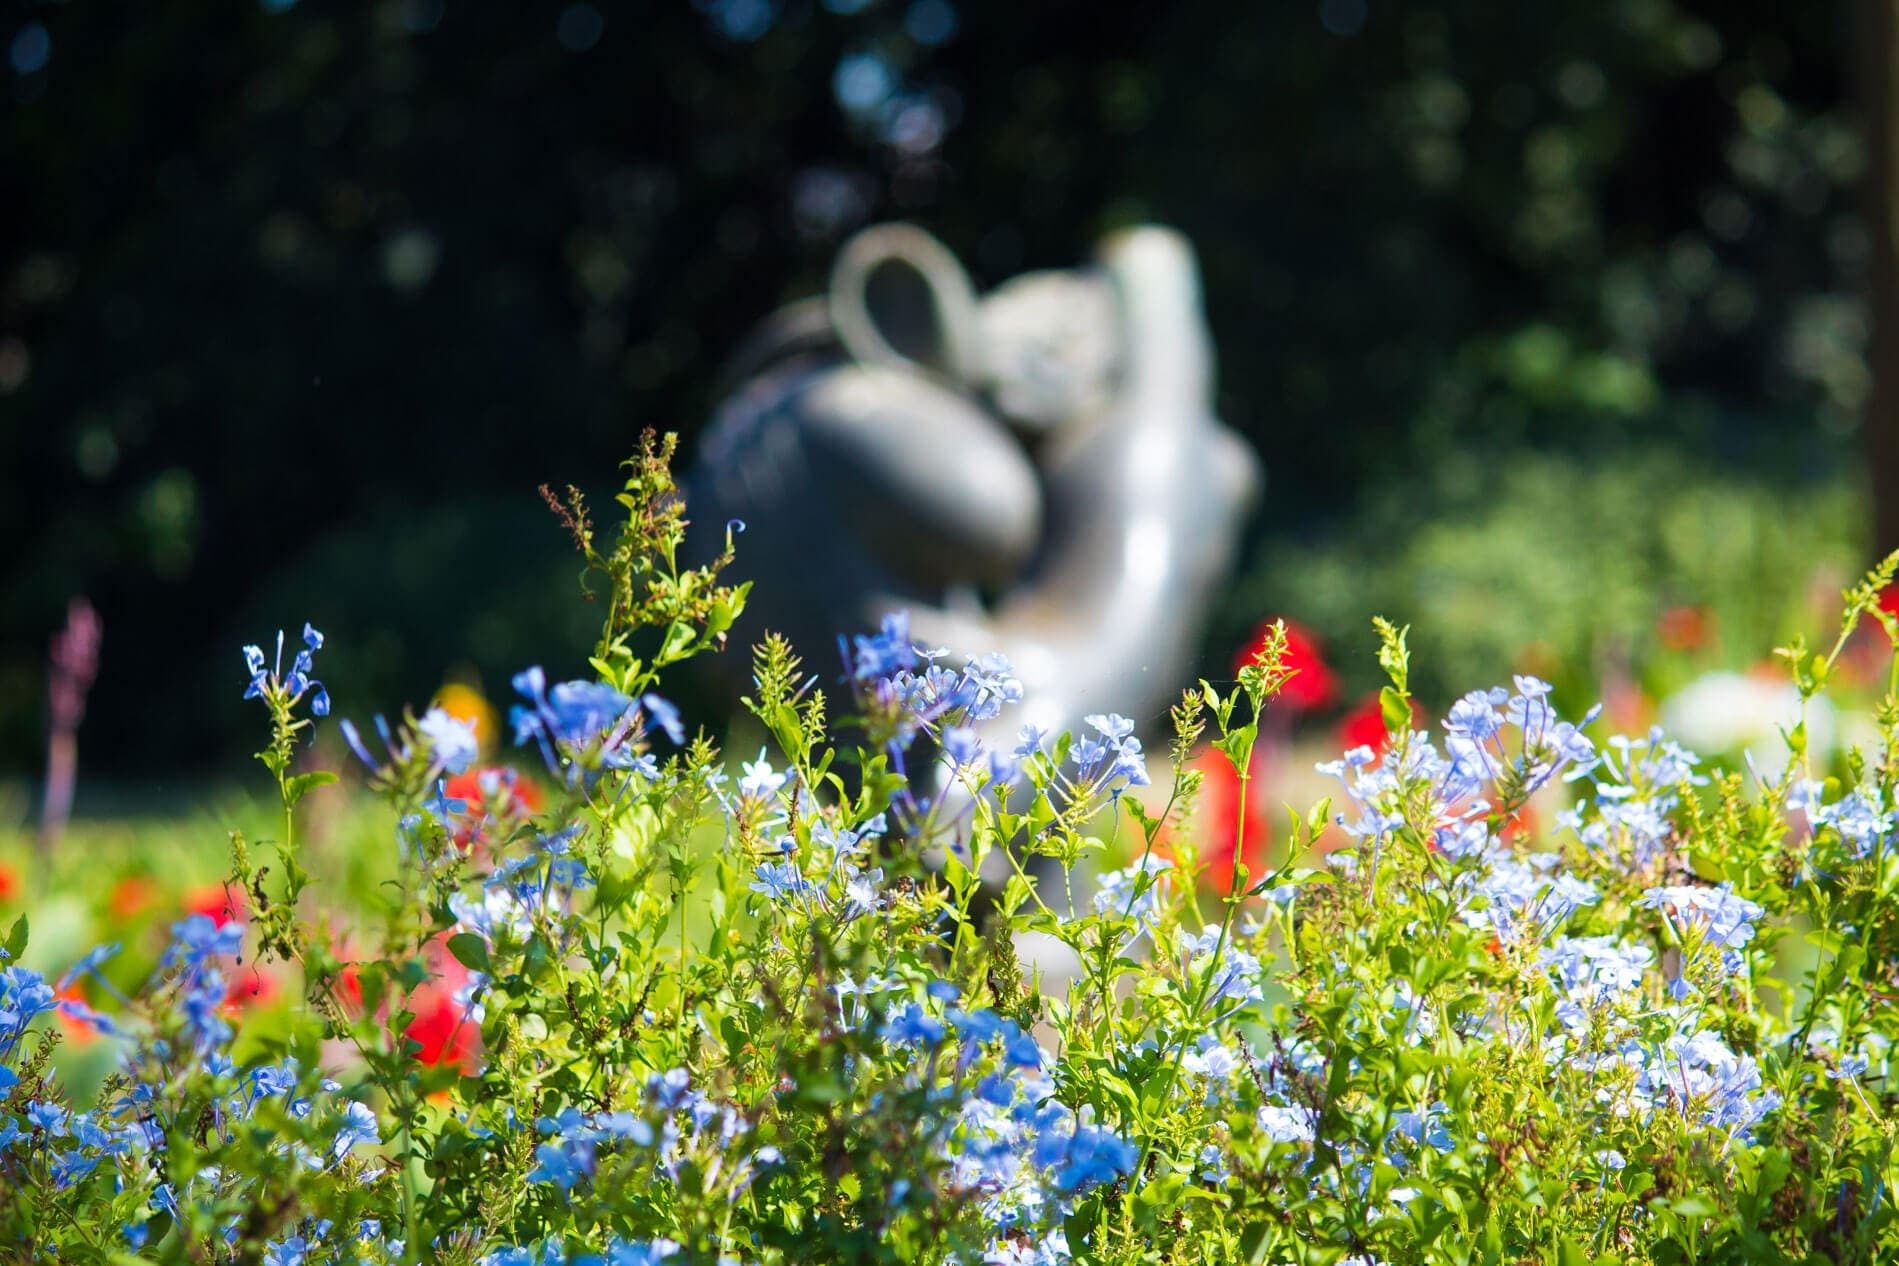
[1305,677,1788,1165]
[848,611,1022,762]
[1794,775,1898,860]
[1562,727,1707,868]
[241,623,330,717]
[482,1238,682,1266]
[0,918,390,1256]
[518,1067,775,1211]
[1064,713,1150,797]
[508,668,683,783]
[1321,676,1601,860]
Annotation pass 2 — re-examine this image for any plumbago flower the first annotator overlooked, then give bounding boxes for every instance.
[243,623,330,718]
[509,669,684,785]
[10,442,1899,1263]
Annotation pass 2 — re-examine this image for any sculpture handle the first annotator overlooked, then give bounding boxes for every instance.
[828,223,982,387]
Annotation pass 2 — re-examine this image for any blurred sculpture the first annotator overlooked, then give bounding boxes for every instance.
[685,222,1259,748]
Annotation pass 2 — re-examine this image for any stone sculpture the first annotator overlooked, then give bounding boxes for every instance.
[685,221,1259,752]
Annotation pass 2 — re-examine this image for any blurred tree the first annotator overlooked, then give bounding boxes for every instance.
[0,0,1873,776]
[1861,0,1899,553]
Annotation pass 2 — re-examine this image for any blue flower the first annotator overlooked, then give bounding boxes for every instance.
[851,612,920,682]
[1639,883,1764,975]
[1256,1101,1319,1143]
[242,624,329,717]
[163,914,244,974]
[1182,927,1264,1011]
[1033,1119,1137,1193]
[480,1251,539,1266]
[642,692,686,745]
[1391,1102,1454,1153]
[749,861,810,904]
[26,1100,68,1135]
[881,1003,946,1048]
[56,942,122,995]
[331,1100,380,1162]
[604,1240,681,1266]
[262,1235,312,1266]
[417,707,481,775]
[179,969,232,1053]
[739,751,788,799]
[1071,718,1148,792]
[1001,1023,1043,1070]
[527,1140,592,1190]
[942,726,982,767]
[1443,688,1508,744]
[510,670,658,783]
[50,1148,99,1189]
[648,1067,692,1111]
[840,868,885,921]
[0,964,57,1057]
[512,675,635,746]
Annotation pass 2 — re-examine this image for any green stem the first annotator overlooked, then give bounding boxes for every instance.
[1136,749,1255,1182]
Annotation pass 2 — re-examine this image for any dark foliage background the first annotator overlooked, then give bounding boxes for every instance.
[0,0,1869,776]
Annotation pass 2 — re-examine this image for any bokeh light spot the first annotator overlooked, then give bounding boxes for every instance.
[557,4,605,53]
[9,22,50,75]
[834,51,894,114]
[1318,0,1366,37]
[905,0,958,47]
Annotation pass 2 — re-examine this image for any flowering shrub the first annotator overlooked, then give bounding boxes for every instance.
[3,432,1898,1263]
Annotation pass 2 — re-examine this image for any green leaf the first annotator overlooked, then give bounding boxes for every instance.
[446,932,492,973]
[285,769,339,806]
[3,913,26,960]
[1555,1237,1592,1266]
[1379,686,1411,735]
[656,620,696,665]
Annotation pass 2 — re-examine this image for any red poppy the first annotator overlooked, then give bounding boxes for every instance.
[332,935,477,1070]
[1235,618,1340,714]
[404,991,477,1068]
[332,961,363,1013]
[223,963,279,1014]
[0,864,16,905]
[185,884,245,929]
[1336,693,1424,756]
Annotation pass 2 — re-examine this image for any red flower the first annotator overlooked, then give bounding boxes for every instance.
[333,961,363,1013]
[404,990,477,1069]
[185,884,245,929]
[223,963,279,1014]
[0,864,16,905]
[332,935,477,1070]
[1235,619,1339,714]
